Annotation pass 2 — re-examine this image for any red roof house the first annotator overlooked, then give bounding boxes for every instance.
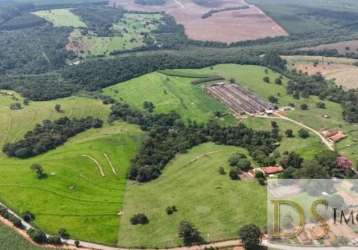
[261,166,284,175]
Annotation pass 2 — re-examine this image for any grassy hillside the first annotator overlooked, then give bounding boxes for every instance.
[117,143,266,248]
[168,64,356,163]
[33,9,87,28]
[0,91,144,244]
[0,122,143,245]
[103,72,236,125]
[0,91,110,149]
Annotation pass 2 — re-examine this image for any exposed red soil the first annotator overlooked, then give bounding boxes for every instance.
[109,0,288,43]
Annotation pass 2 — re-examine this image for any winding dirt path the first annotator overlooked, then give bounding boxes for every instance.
[81,155,105,177]
[104,153,117,175]
[253,112,335,151]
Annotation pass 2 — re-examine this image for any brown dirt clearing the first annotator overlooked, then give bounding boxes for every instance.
[284,55,358,90]
[110,0,287,43]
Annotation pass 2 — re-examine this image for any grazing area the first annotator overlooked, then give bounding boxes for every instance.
[33,9,87,28]
[154,64,357,162]
[0,92,110,149]
[284,55,358,90]
[0,91,144,244]
[103,72,236,125]
[67,12,164,57]
[1,0,358,248]
[111,0,287,43]
[243,117,325,159]
[0,121,143,245]
[284,56,358,89]
[117,143,266,248]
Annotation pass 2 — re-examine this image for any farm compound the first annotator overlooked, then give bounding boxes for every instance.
[205,83,274,116]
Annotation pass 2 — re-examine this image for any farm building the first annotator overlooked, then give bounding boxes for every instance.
[255,166,283,176]
[204,83,274,116]
[321,129,347,142]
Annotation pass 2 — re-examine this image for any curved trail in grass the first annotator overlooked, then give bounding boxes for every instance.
[104,153,117,175]
[82,155,105,176]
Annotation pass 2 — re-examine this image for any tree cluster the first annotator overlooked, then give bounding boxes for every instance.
[109,102,278,182]
[286,71,358,123]
[3,116,103,158]
[279,151,356,179]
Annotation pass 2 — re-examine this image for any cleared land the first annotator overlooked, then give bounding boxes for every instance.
[152,64,356,163]
[117,143,266,248]
[104,64,329,160]
[0,92,144,245]
[111,0,287,43]
[67,13,163,56]
[33,9,87,28]
[284,55,358,90]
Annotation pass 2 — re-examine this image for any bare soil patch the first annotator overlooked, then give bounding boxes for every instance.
[284,55,358,90]
[110,0,287,43]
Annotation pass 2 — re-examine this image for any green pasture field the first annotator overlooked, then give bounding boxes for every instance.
[117,143,266,248]
[243,117,325,159]
[247,0,358,34]
[0,222,53,250]
[0,92,144,244]
[69,13,163,56]
[0,91,110,149]
[103,71,236,125]
[166,64,356,162]
[104,64,332,158]
[33,9,87,28]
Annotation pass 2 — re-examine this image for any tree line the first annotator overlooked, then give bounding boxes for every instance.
[3,116,103,158]
[109,102,278,182]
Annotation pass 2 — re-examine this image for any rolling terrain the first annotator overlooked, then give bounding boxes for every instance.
[112,0,287,43]
[117,143,266,248]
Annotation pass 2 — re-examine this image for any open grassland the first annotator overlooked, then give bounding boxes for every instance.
[0,122,143,245]
[117,143,266,248]
[0,222,53,250]
[33,9,87,28]
[0,92,110,149]
[247,0,358,34]
[103,72,236,125]
[284,55,358,90]
[243,117,325,159]
[156,64,356,162]
[67,13,163,56]
[112,0,287,43]
[0,92,144,244]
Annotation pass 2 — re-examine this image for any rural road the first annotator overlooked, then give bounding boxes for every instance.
[274,112,335,151]
[253,112,335,151]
